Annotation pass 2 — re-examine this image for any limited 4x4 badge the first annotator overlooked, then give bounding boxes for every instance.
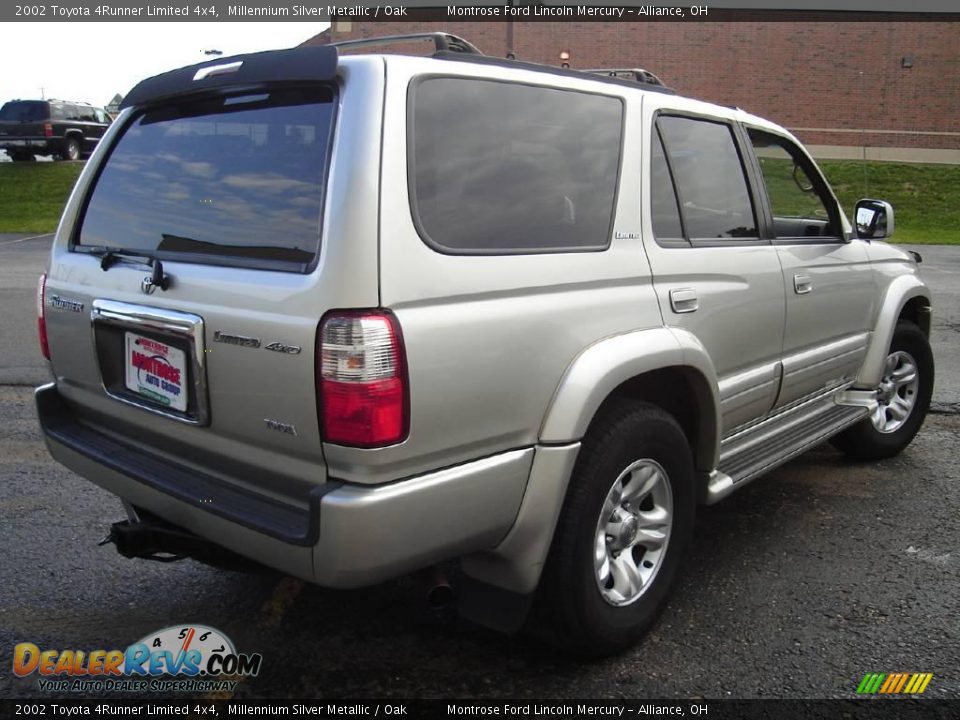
[213,331,301,355]
[265,341,301,354]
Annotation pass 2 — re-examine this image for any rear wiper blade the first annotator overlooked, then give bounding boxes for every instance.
[86,246,156,271]
[87,247,170,292]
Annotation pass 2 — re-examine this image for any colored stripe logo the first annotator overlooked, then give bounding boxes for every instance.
[857,673,933,694]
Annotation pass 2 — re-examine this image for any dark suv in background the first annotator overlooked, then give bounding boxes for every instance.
[0,99,111,161]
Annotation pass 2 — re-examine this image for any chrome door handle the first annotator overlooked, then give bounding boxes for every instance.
[669,288,699,314]
[794,274,813,295]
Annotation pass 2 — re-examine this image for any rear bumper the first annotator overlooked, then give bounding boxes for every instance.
[36,383,532,587]
[0,138,58,152]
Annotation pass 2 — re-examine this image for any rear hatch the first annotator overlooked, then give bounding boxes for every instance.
[42,48,384,519]
[0,100,49,141]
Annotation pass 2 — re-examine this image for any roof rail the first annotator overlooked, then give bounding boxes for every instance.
[582,68,667,88]
[330,32,483,56]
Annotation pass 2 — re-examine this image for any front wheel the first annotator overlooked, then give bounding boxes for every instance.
[531,401,696,657]
[831,321,933,460]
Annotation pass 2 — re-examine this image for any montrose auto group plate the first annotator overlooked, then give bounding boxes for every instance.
[124,332,188,413]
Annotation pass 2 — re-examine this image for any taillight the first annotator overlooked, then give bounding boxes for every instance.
[43,123,53,137]
[37,273,50,360]
[318,311,408,447]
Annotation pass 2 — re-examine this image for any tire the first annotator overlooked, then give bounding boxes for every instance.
[831,321,933,461]
[9,151,35,162]
[531,400,696,657]
[59,137,80,161]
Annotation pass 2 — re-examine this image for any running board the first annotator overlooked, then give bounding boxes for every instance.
[705,389,873,504]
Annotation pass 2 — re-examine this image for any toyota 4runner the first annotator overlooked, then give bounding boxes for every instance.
[35,34,934,656]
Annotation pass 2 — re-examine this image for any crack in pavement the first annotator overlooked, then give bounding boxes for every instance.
[930,402,960,415]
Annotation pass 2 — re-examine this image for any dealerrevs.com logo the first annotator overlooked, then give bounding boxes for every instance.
[13,624,262,693]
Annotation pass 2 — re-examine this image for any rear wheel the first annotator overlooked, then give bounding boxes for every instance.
[831,321,933,460]
[531,401,695,657]
[59,137,80,161]
[9,151,35,162]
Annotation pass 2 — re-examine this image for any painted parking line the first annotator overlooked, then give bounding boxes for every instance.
[0,233,54,247]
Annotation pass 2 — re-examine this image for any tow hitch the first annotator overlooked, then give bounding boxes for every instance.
[100,512,266,572]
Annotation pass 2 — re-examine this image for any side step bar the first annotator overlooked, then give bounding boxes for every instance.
[706,388,872,504]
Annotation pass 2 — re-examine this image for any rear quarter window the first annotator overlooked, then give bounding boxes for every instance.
[409,77,623,254]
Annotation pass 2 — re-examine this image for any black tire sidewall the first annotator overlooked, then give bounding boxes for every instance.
[549,403,696,654]
[870,322,933,451]
[63,138,80,161]
[833,321,933,460]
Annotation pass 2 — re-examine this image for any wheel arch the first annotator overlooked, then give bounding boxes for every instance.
[856,275,932,388]
[539,327,721,473]
[461,328,720,623]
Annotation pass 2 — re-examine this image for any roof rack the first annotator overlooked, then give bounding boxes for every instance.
[582,68,667,88]
[330,32,483,56]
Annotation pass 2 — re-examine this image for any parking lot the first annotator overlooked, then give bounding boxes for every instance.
[1,233,957,700]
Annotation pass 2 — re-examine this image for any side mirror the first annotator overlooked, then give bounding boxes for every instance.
[855,199,895,240]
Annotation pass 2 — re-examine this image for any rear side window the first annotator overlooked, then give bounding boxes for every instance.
[410,78,623,254]
[77,87,335,271]
[657,115,758,241]
[650,128,684,241]
[0,101,49,122]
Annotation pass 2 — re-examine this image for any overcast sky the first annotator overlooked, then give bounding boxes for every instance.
[1,23,329,108]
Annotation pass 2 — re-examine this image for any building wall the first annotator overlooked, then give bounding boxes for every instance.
[305,18,960,154]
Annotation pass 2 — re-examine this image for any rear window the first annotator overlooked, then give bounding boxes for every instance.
[0,101,49,122]
[76,87,335,271]
[410,78,623,254]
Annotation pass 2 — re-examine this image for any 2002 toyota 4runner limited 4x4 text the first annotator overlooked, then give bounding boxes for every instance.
[36,34,934,656]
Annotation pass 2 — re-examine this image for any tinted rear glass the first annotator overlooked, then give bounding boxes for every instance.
[411,78,623,254]
[77,88,334,270]
[657,116,757,240]
[0,101,49,122]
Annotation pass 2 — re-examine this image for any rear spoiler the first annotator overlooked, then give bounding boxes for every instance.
[120,45,339,110]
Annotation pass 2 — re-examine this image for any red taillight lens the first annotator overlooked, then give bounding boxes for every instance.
[43,123,53,137]
[319,311,408,447]
[37,273,50,360]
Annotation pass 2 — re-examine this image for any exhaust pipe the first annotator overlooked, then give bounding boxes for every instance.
[421,565,455,609]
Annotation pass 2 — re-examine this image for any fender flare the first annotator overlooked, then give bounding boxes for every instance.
[538,326,721,471]
[461,328,722,602]
[856,275,931,388]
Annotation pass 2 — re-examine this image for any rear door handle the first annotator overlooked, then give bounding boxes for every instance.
[794,274,813,295]
[669,288,699,314]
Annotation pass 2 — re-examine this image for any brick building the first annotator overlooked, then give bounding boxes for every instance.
[304,16,960,162]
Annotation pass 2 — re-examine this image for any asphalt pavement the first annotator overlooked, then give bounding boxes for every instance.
[1,234,958,700]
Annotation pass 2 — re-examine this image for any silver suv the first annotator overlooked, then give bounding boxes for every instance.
[36,34,934,656]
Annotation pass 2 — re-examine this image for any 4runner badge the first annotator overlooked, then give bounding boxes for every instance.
[47,295,84,313]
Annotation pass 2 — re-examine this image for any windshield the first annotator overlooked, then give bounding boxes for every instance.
[0,101,49,122]
[76,87,335,270]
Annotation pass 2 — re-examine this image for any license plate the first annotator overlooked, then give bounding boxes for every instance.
[124,332,188,413]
